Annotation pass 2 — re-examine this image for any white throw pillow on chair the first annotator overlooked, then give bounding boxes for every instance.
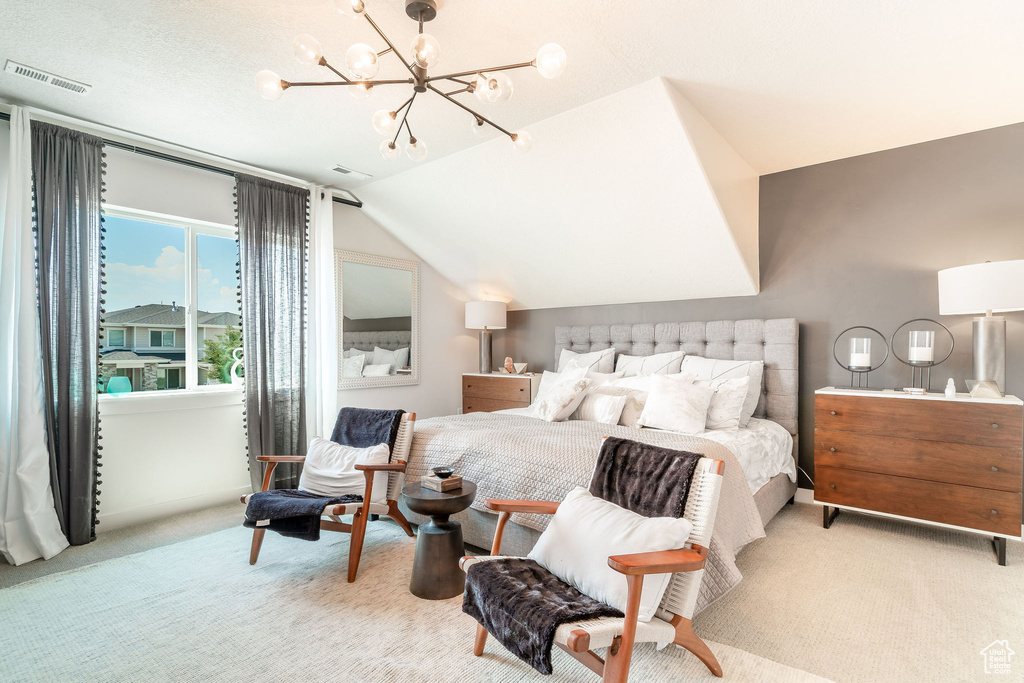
[298,437,390,503]
[528,487,693,622]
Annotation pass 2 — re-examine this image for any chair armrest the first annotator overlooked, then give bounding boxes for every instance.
[256,455,306,462]
[607,545,708,576]
[484,499,560,515]
[354,460,408,472]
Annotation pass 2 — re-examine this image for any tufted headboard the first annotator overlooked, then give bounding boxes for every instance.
[554,319,799,442]
[343,330,412,352]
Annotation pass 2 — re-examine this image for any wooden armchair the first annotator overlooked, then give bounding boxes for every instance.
[241,412,416,582]
[461,457,725,683]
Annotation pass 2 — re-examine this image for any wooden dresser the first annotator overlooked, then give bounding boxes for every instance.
[462,373,541,413]
[814,387,1023,565]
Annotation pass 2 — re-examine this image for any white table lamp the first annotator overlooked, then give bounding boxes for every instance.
[938,259,1024,394]
[466,301,507,374]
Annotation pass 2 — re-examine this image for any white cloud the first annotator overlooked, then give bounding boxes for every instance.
[105,246,238,315]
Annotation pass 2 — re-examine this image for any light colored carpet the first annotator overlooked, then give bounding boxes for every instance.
[697,504,1024,683]
[0,518,829,683]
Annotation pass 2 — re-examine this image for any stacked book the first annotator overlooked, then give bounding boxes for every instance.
[422,474,463,492]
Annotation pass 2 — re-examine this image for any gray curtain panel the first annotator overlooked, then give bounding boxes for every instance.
[236,174,309,491]
[31,122,104,545]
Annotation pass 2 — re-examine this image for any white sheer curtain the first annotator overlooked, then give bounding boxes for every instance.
[0,106,69,565]
[305,187,338,439]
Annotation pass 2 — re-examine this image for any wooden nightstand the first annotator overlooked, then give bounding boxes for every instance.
[462,373,541,413]
[814,387,1023,565]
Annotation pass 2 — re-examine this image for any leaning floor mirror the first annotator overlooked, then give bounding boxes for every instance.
[336,250,421,389]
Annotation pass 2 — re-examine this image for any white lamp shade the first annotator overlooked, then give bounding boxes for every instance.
[938,260,1024,315]
[465,301,507,330]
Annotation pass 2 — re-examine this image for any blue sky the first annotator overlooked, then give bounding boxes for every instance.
[104,216,239,315]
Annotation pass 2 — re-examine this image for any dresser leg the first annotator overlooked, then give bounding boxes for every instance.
[822,505,840,529]
[992,537,1007,566]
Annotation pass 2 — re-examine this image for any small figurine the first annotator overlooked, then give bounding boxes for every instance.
[504,356,515,374]
[944,377,956,399]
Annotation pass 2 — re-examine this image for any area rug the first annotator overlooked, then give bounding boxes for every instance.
[0,521,830,682]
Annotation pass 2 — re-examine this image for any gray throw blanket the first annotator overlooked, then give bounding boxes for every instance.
[462,438,702,675]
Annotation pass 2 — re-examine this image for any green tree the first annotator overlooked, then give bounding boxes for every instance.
[202,326,243,384]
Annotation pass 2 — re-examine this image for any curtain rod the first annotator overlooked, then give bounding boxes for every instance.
[0,110,362,208]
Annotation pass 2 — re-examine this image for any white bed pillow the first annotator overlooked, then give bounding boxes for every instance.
[609,375,654,392]
[590,386,647,428]
[344,347,371,358]
[371,346,410,375]
[557,347,616,374]
[615,351,685,377]
[298,437,390,503]
[528,487,693,622]
[532,369,591,422]
[362,364,391,377]
[680,357,764,427]
[698,376,750,430]
[571,393,628,425]
[341,353,366,379]
[637,374,713,434]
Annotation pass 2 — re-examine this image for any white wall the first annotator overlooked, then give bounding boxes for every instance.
[97,150,248,532]
[333,203,477,419]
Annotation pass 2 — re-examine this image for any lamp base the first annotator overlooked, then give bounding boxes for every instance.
[974,315,1006,395]
[478,329,492,375]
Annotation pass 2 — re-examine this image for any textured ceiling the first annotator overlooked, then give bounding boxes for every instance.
[1,0,1023,191]
[357,78,760,310]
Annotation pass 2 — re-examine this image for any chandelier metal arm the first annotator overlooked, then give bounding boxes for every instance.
[318,57,351,82]
[427,84,513,138]
[391,92,417,147]
[443,87,470,96]
[284,78,414,88]
[444,77,474,87]
[363,13,418,79]
[426,60,535,83]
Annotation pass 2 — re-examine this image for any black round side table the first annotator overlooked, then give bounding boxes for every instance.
[402,479,477,600]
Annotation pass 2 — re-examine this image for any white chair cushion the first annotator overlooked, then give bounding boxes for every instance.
[680,356,764,427]
[298,437,389,503]
[528,487,693,622]
[532,369,591,422]
[636,374,713,434]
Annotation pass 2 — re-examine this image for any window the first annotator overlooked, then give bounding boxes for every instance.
[101,206,240,393]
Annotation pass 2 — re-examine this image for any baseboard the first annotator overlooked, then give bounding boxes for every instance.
[793,487,814,504]
[96,486,251,533]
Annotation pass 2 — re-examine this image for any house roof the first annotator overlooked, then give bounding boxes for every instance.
[103,304,240,327]
[100,350,176,363]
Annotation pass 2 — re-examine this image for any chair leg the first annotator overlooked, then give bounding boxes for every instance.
[387,500,415,537]
[348,509,369,583]
[673,617,723,677]
[473,624,488,656]
[249,528,266,565]
[602,637,628,683]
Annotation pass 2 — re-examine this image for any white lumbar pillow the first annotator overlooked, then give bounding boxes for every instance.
[557,347,616,374]
[298,437,390,503]
[615,351,685,377]
[532,368,591,422]
[590,386,647,428]
[637,374,713,434]
[698,376,750,430]
[361,363,391,377]
[571,393,628,425]
[529,487,693,622]
[680,356,764,427]
[341,353,365,379]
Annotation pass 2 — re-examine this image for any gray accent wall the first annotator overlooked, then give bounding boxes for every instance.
[495,122,1024,486]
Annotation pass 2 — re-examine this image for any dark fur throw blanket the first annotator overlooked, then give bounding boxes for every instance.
[243,490,362,541]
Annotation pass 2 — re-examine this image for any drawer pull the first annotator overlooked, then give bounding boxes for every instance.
[829,447,837,452]
[992,466,999,472]
[519,388,524,392]
[829,483,836,489]
[830,410,837,416]
[991,509,998,515]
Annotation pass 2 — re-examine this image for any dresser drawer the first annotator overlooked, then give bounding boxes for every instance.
[815,394,1023,449]
[815,466,1022,536]
[462,397,530,414]
[463,375,533,402]
[815,430,1023,492]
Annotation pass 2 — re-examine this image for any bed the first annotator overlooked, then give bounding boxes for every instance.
[403,318,798,613]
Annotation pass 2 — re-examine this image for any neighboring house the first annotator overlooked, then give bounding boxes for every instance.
[100,303,241,391]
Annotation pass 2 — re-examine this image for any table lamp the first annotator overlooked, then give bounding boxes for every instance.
[938,259,1024,395]
[465,301,506,374]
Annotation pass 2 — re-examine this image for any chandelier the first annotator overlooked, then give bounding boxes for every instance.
[255,0,566,163]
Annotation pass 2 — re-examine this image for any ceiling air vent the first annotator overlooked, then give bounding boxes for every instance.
[330,164,372,181]
[4,60,91,95]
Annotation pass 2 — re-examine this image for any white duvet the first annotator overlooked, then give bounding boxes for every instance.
[500,408,795,495]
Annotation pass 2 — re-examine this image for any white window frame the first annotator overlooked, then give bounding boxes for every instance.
[107,328,126,347]
[102,205,240,396]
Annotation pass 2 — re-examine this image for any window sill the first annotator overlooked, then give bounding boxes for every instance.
[98,386,244,416]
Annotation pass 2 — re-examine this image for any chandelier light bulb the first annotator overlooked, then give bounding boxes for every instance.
[406,138,428,162]
[474,72,513,104]
[511,130,533,154]
[293,34,323,66]
[470,117,489,138]
[379,140,402,161]
[410,33,441,69]
[255,70,286,100]
[335,0,366,19]
[348,83,373,100]
[346,43,379,79]
[371,109,399,136]
[534,43,566,79]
